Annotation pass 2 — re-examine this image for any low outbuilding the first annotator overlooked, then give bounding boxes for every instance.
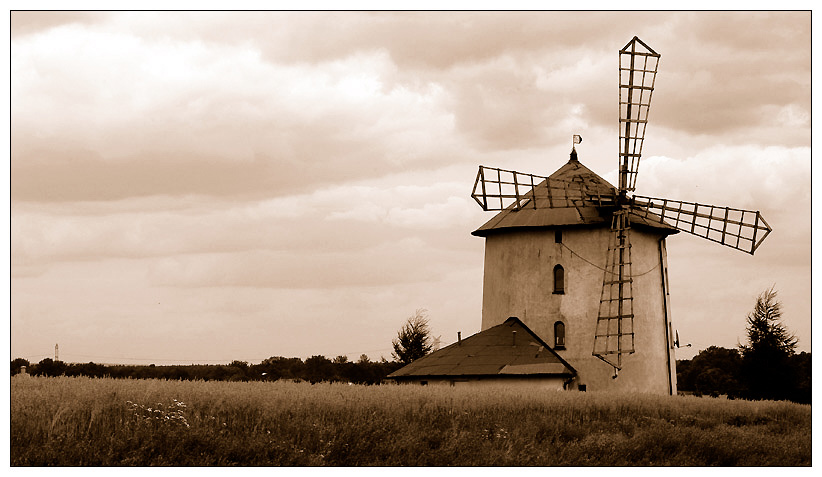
[387,317,576,389]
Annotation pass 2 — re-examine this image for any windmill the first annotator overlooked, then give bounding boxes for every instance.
[470,37,771,377]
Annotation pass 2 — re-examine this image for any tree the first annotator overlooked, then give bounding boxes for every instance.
[740,287,797,355]
[391,309,433,365]
[677,346,742,397]
[260,356,304,380]
[304,355,334,383]
[739,286,798,401]
[34,358,66,377]
[11,358,29,376]
[786,351,812,404]
[229,360,249,370]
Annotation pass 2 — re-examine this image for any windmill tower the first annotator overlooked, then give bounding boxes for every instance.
[470,37,771,394]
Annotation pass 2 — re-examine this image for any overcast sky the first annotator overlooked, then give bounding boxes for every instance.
[10,11,811,365]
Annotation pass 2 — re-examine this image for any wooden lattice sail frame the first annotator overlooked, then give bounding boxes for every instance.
[618,36,659,194]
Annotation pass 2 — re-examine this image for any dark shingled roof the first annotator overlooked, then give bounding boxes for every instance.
[472,155,678,237]
[387,317,576,379]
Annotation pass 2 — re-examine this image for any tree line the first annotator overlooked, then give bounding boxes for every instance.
[11,289,809,404]
[11,354,403,385]
[10,308,435,384]
[12,350,810,404]
[676,347,810,403]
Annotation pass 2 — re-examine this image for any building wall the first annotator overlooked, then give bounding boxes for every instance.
[659,239,678,394]
[398,376,568,390]
[480,226,676,395]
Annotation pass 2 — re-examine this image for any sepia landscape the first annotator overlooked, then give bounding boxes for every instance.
[10,11,810,467]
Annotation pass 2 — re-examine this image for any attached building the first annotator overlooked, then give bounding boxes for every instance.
[388,317,576,388]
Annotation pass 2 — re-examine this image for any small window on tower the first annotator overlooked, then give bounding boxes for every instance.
[554,321,566,350]
[553,265,565,294]
[555,229,562,243]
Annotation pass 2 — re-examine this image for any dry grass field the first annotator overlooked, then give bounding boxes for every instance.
[10,375,811,466]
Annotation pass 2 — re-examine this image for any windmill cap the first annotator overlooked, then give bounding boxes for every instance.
[471,156,679,237]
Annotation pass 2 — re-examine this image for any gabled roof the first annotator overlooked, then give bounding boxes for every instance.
[472,153,678,237]
[387,317,576,379]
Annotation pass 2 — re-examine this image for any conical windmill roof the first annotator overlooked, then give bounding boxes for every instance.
[471,154,678,237]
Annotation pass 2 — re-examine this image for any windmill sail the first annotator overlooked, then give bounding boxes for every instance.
[591,36,660,372]
[619,37,660,193]
[593,210,635,370]
[630,195,772,254]
[471,165,616,211]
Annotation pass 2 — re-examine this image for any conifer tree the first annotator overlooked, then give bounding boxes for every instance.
[739,287,797,400]
[392,309,433,365]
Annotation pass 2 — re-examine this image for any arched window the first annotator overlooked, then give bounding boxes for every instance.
[553,264,565,294]
[554,321,566,349]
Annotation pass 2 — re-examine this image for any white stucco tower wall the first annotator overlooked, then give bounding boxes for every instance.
[479,225,677,394]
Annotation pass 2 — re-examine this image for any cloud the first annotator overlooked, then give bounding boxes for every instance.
[12,12,810,203]
[10,11,811,363]
[117,12,639,69]
[648,13,810,138]
[635,143,811,356]
[11,173,483,272]
[634,145,810,234]
[630,145,810,260]
[145,235,467,289]
[12,26,461,202]
[10,11,110,36]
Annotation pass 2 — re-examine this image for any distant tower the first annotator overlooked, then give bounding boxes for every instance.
[55,343,59,361]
